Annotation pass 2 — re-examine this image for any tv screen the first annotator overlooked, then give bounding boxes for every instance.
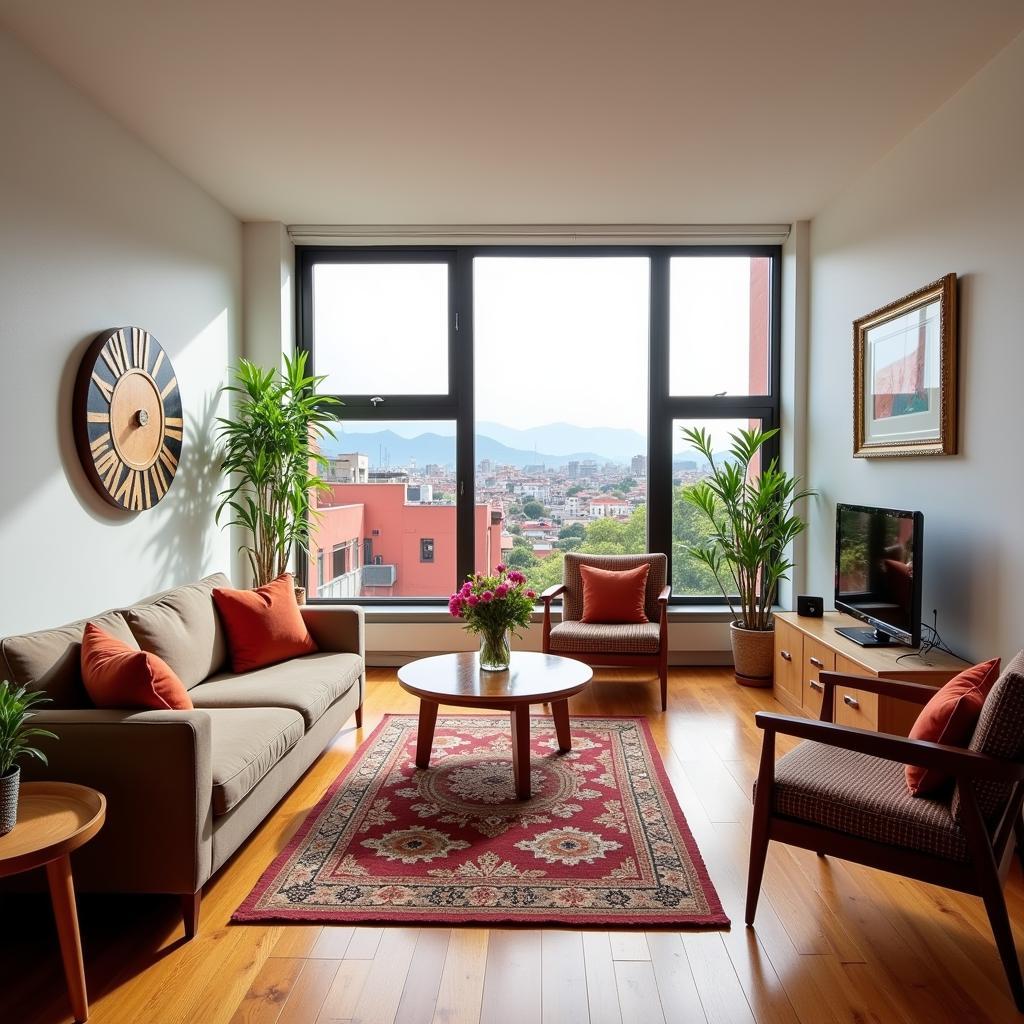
[834,503,923,647]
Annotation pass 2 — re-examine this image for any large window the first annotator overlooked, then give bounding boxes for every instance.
[298,246,779,604]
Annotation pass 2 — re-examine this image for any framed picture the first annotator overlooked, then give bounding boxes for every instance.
[853,273,958,458]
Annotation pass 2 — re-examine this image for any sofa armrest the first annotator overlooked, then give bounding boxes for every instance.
[21,709,214,895]
[301,605,366,710]
[301,604,365,657]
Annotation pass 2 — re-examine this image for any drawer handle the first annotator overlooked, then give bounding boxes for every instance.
[843,694,860,709]
[809,656,824,669]
[780,650,792,662]
[809,679,824,692]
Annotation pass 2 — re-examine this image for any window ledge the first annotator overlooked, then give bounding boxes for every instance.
[358,604,737,624]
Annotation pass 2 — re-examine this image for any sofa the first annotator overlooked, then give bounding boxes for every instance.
[0,573,364,936]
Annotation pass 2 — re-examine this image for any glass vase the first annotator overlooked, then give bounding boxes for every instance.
[478,628,511,671]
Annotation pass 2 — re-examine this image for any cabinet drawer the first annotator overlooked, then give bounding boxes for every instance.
[802,637,835,717]
[774,621,803,706]
[834,686,879,730]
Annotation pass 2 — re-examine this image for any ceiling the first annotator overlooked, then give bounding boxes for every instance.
[1,1,1022,225]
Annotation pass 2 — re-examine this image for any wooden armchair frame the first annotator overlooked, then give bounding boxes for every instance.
[540,583,671,710]
[746,670,1024,1010]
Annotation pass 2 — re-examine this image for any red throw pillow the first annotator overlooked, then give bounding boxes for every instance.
[81,622,193,711]
[213,573,317,672]
[905,658,1001,796]
[580,563,650,624]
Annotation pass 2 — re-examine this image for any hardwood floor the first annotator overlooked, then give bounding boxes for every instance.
[3,667,1023,1023]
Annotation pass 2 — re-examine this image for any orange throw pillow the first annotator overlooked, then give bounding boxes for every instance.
[81,622,193,711]
[212,573,317,673]
[580,563,650,624]
[905,658,1001,796]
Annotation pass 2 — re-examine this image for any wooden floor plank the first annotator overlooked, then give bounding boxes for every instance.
[612,961,666,1024]
[580,933,622,1024]
[318,961,372,1023]
[229,956,305,1024]
[278,960,342,1024]
[350,927,420,1024]
[645,932,706,1023]
[395,930,451,1024]
[540,931,588,1024]
[310,927,355,960]
[607,931,651,961]
[679,932,756,1024]
[430,929,489,1024]
[479,930,542,1024]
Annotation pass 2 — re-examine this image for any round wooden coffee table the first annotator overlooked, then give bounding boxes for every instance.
[0,782,106,1023]
[397,651,593,799]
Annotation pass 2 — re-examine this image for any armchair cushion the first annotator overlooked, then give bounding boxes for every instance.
[580,563,649,624]
[563,553,667,623]
[769,740,968,861]
[548,620,661,655]
[953,651,1024,823]
[906,658,1000,796]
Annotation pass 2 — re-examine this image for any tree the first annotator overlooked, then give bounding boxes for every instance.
[566,485,583,496]
[507,522,523,536]
[506,547,536,570]
[617,477,636,491]
[558,523,585,540]
[511,534,533,550]
[671,483,720,596]
[525,551,566,593]
[555,537,582,552]
[523,500,544,519]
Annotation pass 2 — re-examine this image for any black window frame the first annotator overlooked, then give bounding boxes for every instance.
[297,244,781,606]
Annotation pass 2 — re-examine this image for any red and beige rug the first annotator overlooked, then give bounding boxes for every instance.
[234,714,728,928]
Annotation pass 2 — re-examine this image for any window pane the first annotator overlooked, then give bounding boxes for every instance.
[474,257,650,593]
[672,417,764,597]
[312,263,448,395]
[669,256,771,396]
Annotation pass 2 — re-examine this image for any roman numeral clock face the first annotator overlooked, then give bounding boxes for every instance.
[72,327,183,511]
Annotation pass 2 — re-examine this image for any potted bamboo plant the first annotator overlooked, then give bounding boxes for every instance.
[0,681,58,835]
[680,426,812,686]
[216,352,340,589]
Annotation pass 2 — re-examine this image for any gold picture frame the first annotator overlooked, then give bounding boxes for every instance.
[853,273,958,458]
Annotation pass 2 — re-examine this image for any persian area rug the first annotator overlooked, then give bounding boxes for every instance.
[234,714,728,928]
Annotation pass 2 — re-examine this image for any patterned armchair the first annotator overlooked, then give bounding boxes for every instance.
[540,553,671,711]
[746,653,1024,1010]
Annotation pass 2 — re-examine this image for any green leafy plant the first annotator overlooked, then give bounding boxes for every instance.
[216,352,341,586]
[680,426,813,631]
[0,681,57,777]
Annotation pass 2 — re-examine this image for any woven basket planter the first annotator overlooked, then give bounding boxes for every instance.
[730,623,774,687]
[0,766,20,836]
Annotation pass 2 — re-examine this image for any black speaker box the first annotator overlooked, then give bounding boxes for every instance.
[797,595,824,617]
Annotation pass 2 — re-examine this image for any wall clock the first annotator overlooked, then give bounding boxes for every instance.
[72,326,183,511]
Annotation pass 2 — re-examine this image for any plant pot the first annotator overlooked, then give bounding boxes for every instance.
[730,623,774,687]
[294,586,306,606]
[479,629,511,672]
[0,766,20,836]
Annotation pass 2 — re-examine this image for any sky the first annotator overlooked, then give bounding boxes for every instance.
[313,255,761,449]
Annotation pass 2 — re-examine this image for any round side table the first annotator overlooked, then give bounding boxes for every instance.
[0,782,106,1023]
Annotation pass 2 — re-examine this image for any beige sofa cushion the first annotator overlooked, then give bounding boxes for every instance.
[0,610,138,708]
[206,707,304,816]
[191,652,362,729]
[125,573,230,688]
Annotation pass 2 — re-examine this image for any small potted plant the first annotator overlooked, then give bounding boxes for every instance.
[449,565,537,671]
[681,426,812,686]
[0,681,58,835]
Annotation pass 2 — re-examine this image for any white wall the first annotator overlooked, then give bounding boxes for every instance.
[0,30,242,635]
[806,31,1024,663]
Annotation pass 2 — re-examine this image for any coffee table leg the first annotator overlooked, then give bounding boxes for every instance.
[552,698,572,753]
[416,699,439,769]
[510,704,532,799]
[46,854,89,1023]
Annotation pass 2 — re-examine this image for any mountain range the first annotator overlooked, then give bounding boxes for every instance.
[322,422,716,471]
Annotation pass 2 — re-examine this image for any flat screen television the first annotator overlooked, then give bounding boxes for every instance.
[834,503,923,648]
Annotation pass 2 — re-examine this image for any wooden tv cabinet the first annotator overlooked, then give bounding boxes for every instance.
[773,611,970,736]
